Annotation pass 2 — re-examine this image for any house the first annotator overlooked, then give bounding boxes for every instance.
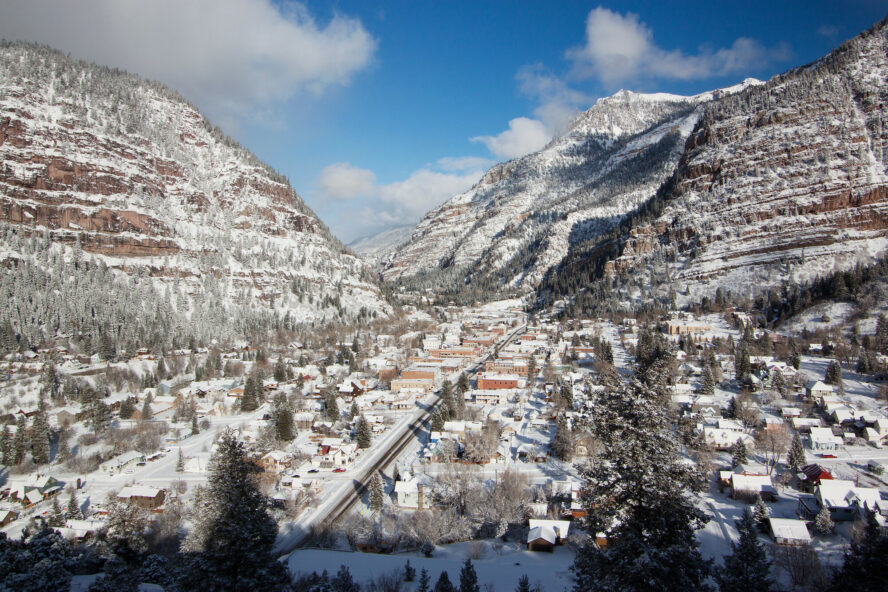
[815,480,882,522]
[260,450,291,473]
[769,518,811,546]
[809,427,842,451]
[117,486,166,510]
[0,509,18,526]
[100,450,146,473]
[806,381,835,399]
[394,477,426,509]
[702,427,754,450]
[526,519,571,552]
[730,473,778,502]
[799,464,833,490]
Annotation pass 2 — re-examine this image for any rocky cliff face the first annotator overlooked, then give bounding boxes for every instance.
[381,78,760,296]
[0,42,389,350]
[546,18,888,310]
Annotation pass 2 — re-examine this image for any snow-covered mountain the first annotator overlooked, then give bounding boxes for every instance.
[541,17,888,311]
[380,74,760,295]
[0,42,390,352]
[348,224,415,269]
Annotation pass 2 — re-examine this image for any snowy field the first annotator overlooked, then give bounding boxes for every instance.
[286,541,575,592]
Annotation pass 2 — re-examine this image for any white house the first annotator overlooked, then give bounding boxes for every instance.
[809,427,842,451]
[769,518,811,546]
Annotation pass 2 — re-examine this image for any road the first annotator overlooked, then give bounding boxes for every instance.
[275,320,527,555]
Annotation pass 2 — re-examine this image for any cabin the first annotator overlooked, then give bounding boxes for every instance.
[117,486,166,510]
[0,509,18,526]
[526,519,571,552]
[769,518,811,546]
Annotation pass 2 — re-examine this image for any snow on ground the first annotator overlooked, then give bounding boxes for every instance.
[780,301,857,335]
[286,541,575,592]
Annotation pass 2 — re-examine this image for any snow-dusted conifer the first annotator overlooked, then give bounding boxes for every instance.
[368,471,384,511]
[459,558,480,592]
[179,431,287,591]
[355,415,371,449]
[752,495,770,532]
[48,496,65,527]
[787,433,806,473]
[715,509,774,592]
[66,490,83,520]
[731,440,748,468]
[815,506,834,535]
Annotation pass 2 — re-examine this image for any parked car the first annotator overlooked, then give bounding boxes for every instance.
[333,468,346,473]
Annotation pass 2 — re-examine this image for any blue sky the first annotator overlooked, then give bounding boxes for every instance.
[1,1,886,242]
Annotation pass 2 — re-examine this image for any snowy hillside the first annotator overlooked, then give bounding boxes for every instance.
[543,17,888,312]
[381,80,759,297]
[348,224,415,269]
[0,42,390,352]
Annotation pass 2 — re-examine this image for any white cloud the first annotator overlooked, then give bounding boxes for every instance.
[0,0,376,125]
[316,160,484,231]
[378,168,482,221]
[316,162,376,200]
[517,64,593,135]
[567,6,791,86]
[471,117,551,160]
[436,156,495,172]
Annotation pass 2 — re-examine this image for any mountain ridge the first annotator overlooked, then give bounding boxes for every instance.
[0,41,391,352]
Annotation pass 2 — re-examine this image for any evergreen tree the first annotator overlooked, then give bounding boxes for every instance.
[735,342,751,381]
[430,407,445,433]
[331,564,359,592]
[176,448,184,473]
[731,440,748,468]
[105,500,149,559]
[700,365,715,396]
[355,415,372,449]
[273,358,287,383]
[551,415,574,461]
[771,370,786,396]
[786,433,806,473]
[192,415,200,436]
[119,397,136,419]
[441,383,457,420]
[515,575,532,592]
[141,394,154,421]
[876,314,888,353]
[404,559,416,582]
[324,390,340,422]
[349,401,359,419]
[368,471,384,511]
[241,376,260,412]
[828,513,888,591]
[458,558,480,592]
[272,393,295,441]
[66,490,83,520]
[48,496,66,527]
[815,506,834,535]
[572,379,712,592]
[824,360,842,384]
[56,427,71,464]
[30,404,50,465]
[457,373,469,394]
[180,431,288,591]
[0,426,11,465]
[752,495,770,532]
[434,571,456,592]
[12,414,27,464]
[599,340,614,365]
[824,360,844,395]
[715,509,774,592]
[418,568,431,592]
